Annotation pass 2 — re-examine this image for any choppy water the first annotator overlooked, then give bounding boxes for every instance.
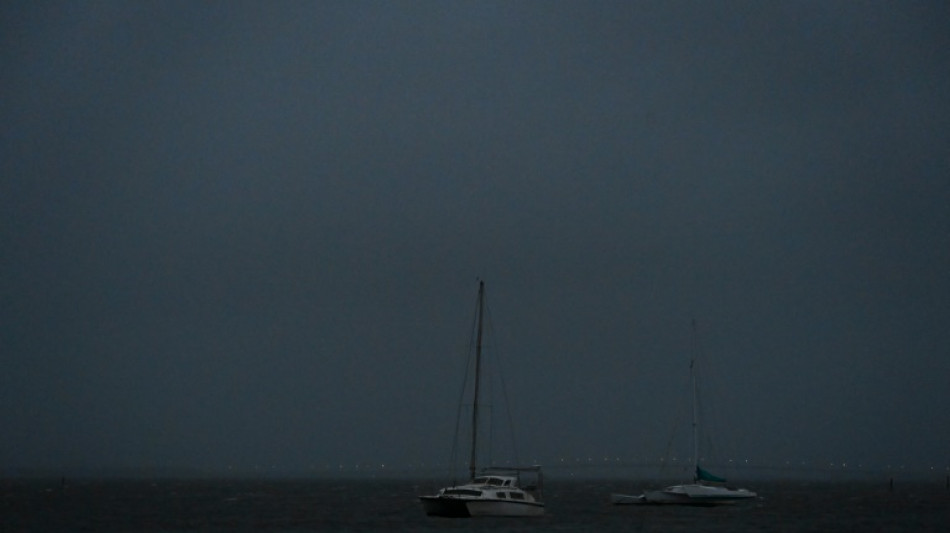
[3,478,948,531]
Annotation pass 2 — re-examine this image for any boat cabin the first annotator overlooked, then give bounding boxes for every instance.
[471,476,516,487]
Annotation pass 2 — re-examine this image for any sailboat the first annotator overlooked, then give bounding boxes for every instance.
[419,281,545,517]
[611,320,756,506]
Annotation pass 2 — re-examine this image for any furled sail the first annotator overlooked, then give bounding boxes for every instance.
[695,466,726,483]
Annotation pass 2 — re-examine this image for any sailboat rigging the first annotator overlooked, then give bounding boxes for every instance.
[612,320,757,506]
[419,281,544,518]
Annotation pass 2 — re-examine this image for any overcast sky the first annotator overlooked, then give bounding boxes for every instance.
[2,1,949,478]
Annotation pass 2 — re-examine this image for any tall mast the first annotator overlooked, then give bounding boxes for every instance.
[690,318,699,482]
[469,280,485,481]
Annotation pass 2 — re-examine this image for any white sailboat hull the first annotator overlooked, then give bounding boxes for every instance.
[420,494,544,517]
[635,483,756,505]
[419,470,545,518]
[467,499,545,517]
[420,476,545,518]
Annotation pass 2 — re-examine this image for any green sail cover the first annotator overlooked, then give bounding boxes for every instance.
[696,466,726,483]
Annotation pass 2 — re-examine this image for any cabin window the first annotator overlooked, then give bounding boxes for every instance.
[497,492,507,499]
[445,489,481,497]
[509,492,525,500]
[503,479,511,486]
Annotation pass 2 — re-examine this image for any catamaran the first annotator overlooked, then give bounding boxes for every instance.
[419,281,545,517]
[611,320,756,506]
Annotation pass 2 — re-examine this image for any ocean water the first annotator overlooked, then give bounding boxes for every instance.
[3,477,948,532]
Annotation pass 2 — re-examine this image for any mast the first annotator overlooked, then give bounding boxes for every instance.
[690,318,699,482]
[469,280,485,480]
[690,357,698,481]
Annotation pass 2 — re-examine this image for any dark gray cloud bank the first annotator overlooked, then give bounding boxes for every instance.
[2,1,948,477]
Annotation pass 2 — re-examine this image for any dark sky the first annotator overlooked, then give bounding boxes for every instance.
[2,1,949,477]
